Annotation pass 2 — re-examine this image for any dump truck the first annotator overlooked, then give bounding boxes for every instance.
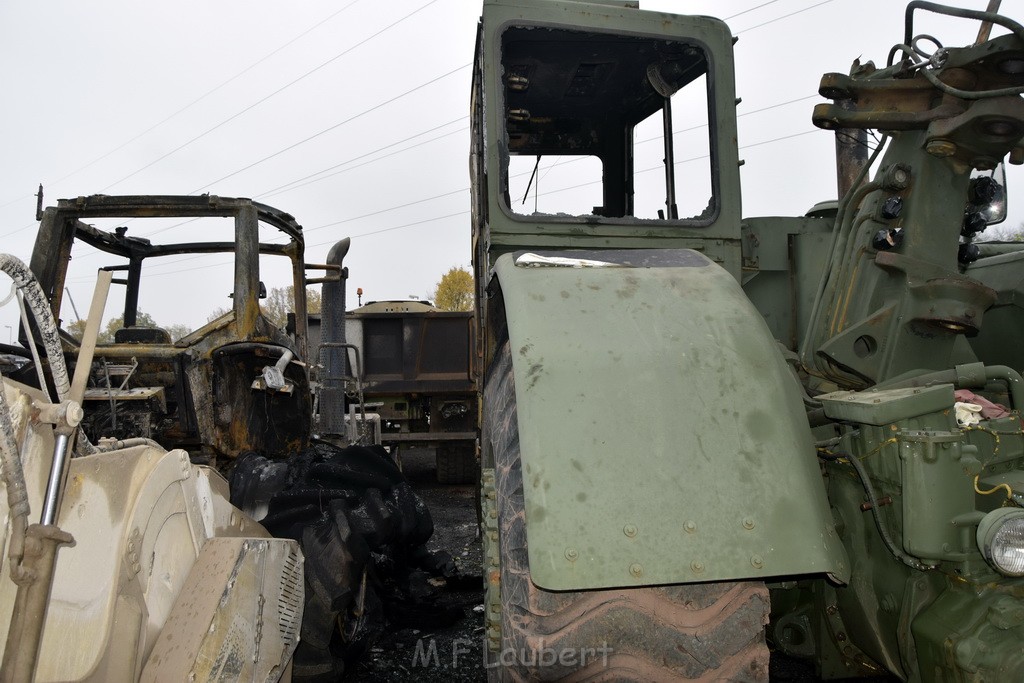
[311,299,478,483]
[472,0,1024,680]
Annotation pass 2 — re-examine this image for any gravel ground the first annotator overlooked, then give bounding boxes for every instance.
[346,447,895,683]
[350,447,485,682]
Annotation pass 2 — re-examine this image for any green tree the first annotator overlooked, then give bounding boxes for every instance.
[431,267,474,312]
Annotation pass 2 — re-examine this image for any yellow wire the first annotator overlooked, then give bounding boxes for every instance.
[973,475,1014,501]
[857,437,900,461]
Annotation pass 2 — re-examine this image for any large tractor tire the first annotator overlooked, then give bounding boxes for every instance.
[482,340,770,682]
[436,442,479,484]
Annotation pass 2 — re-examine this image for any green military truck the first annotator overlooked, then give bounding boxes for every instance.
[472,0,1024,680]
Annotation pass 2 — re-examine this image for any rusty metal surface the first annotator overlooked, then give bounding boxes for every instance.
[350,310,475,394]
[28,195,317,462]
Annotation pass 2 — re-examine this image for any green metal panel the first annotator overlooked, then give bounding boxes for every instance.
[495,249,850,590]
[818,384,955,427]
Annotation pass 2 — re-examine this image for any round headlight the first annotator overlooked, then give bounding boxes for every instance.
[977,507,1024,577]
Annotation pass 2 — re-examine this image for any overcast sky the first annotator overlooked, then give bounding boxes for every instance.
[0,0,1018,340]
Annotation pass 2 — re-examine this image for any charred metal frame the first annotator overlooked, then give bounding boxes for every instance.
[26,195,340,461]
[30,195,313,358]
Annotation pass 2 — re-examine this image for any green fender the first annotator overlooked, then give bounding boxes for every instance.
[493,249,850,591]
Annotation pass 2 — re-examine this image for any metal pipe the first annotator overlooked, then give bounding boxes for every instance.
[876,363,1024,412]
[0,524,74,683]
[39,434,71,527]
[95,437,161,452]
[274,349,295,375]
[662,97,678,220]
[835,101,869,203]
[69,270,112,406]
[976,0,1002,45]
[319,342,367,432]
[320,239,350,436]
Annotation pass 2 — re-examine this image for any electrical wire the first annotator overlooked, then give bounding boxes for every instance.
[99,0,443,193]
[0,2,363,211]
[5,0,871,228]
[260,94,816,203]
[821,448,931,571]
[65,2,366,192]
[253,116,466,197]
[724,0,783,22]
[734,0,838,34]
[64,125,824,285]
[189,62,470,194]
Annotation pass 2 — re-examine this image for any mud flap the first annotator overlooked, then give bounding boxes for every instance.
[493,249,850,590]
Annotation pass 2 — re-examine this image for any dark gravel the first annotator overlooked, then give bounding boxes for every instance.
[350,446,484,682]
[345,447,896,683]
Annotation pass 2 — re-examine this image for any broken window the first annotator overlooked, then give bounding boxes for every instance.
[500,26,716,224]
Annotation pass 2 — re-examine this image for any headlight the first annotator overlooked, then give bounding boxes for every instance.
[977,507,1024,576]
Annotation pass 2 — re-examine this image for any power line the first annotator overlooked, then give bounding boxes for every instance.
[190,62,470,194]
[0,220,40,242]
[261,94,815,203]
[64,125,823,284]
[168,3,824,198]
[9,88,821,251]
[64,2,365,192]
[259,126,468,200]
[0,2,362,211]
[736,0,838,34]
[256,117,467,198]
[305,189,467,234]
[0,192,35,212]
[54,93,823,254]
[262,92,815,201]
[309,211,467,248]
[724,0,784,21]
[99,0,442,193]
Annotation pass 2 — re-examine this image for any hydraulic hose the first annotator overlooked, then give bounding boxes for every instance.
[95,437,162,452]
[800,135,887,369]
[0,255,68,583]
[0,384,31,582]
[877,363,1024,412]
[826,450,931,571]
[846,451,931,571]
[905,2,1024,50]
[0,255,70,402]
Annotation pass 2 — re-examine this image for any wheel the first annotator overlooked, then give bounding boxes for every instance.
[232,443,437,682]
[436,442,479,484]
[483,339,770,682]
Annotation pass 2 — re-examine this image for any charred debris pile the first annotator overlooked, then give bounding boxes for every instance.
[230,440,467,679]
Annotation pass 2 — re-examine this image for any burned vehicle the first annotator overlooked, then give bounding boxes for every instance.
[23,194,327,463]
[0,252,303,682]
[3,195,456,681]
